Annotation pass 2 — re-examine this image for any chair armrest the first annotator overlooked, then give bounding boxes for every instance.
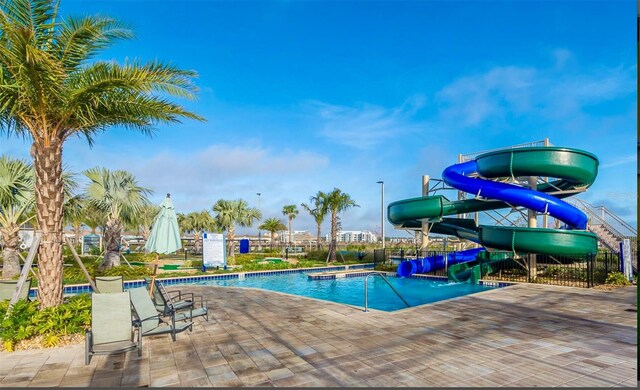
[166,290,183,299]
[137,314,162,323]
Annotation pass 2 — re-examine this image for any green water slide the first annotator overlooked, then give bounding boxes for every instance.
[388,147,600,256]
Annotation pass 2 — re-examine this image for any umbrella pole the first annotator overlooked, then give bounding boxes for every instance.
[149,254,159,298]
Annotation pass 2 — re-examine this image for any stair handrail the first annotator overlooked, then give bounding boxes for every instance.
[364,272,410,312]
[595,204,637,237]
[566,198,632,239]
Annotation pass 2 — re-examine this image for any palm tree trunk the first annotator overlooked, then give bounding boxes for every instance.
[1,223,21,278]
[32,141,65,308]
[99,218,122,271]
[140,226,150,241]
[329,211,337,262]
[316,223,322,250]
[227,226,235,258]
[194,232,202,253]
[270,231,275,249]
[73,222,81,250]
[288,218,293,245]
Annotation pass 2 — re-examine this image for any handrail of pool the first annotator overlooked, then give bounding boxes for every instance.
[364,272,410,312]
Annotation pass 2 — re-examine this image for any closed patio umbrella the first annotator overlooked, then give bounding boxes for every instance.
[145,194,182,297]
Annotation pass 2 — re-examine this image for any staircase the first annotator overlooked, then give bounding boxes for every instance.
[566,197,637,271]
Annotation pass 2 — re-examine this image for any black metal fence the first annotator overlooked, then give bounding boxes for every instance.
[374,248,622,288]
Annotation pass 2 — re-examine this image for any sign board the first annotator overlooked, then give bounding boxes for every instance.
[202,233,226,268]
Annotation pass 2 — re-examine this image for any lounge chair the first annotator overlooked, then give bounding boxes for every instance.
[85,292,141,365]
[94,276,124,293]
[155,281,209,322]
[128,287,192,342]
[144,276,192,314]
[0,278,33,301]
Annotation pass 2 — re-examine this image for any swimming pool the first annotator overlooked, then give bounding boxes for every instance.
[189,272,503,311]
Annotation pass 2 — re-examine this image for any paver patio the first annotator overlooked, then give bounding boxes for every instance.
[0,283,636,387]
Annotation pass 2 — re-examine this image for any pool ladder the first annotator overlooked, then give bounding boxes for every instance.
[363,272,410,312]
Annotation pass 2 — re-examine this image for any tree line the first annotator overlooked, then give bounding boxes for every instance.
[0,156,359,279]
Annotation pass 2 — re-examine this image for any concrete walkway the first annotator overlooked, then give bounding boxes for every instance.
[0,283,636,387]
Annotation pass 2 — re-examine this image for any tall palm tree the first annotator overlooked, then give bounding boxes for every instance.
[259,218,287,250]
[281,204,299,245]
[324,188,359,263]
[0,0,203,307]
[84,168,151,271]
[301,191,328,250]
[0,156,34,278]
[212,199,261,258]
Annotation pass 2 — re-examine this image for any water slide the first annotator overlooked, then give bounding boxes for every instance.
[388,146,600,278]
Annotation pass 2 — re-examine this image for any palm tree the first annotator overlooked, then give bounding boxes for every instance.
[134,204,161,242]
[301,191,328,250]
[83,202,107,235]
[259,218,287,250]
[0,0,203,307]
[0,156,34,278]
[84,168,151,271]
[324,188,359,263]
[63,194,87,250]
[212,199,261,258]
[281,204,299,245]
[183,210,217,253]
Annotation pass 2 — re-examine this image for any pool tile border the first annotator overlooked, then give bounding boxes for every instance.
[28,264,511,298]
[29,263,374,297]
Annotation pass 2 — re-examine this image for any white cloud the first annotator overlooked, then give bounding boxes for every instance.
[434,59,636,128]
[600,154,636,169]
[436,66,537,126]
[310,95,427,149]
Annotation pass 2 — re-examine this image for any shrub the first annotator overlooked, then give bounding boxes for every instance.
[0,294,91,351]
[541,266,562,278]
[305,250,329,262]
[124,252,157,262]
[183,259,203,268]
[101,265,151,279]
[604,272,630,286]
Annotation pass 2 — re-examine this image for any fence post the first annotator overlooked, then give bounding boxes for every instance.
[587,253,592,288]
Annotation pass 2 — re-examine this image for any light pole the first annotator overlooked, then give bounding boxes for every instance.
[376,181,385,249]
[257,193,261,251]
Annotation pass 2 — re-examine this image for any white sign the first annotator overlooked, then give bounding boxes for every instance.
[203,233,226,268]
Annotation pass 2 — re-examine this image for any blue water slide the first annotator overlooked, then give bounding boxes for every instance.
[443,161,588,229]
[397,247,485,277]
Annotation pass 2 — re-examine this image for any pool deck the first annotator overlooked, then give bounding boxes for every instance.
[0,283,636,387]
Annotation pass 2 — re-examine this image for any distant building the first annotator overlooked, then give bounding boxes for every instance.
[326,230,378,243]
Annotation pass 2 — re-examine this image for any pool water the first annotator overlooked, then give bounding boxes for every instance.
[190,273,501,311]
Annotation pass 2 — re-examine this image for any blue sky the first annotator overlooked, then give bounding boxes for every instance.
[3,0,637,237]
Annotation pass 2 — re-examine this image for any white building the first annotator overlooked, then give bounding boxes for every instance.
[326,230,379,243]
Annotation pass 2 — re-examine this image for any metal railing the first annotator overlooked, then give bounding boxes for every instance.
[567,198,636,239]
[363,272,410,312]
[459,139,551,162]
[374,248,623,288]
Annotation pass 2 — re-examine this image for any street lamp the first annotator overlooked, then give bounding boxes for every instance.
[376,181,385,249]
[257,193,261,251]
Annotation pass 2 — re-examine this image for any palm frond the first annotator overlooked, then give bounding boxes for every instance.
[53,15,133,71]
